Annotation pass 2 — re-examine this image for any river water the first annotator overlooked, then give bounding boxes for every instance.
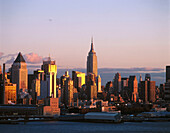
[0,121,170,133]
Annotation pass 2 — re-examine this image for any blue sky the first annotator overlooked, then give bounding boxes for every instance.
[0,0,170,69]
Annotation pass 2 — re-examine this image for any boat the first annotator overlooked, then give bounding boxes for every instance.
[84,111,121,123]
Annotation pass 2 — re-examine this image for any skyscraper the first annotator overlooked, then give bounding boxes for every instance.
[86,73,97,100]
[41,56,57,98]
[128,76,138,102]
[164,66,170,102]
[166,66,170,82]
[0,65,2,74]
[87,37,97,77]
[113,73,121,93]
[96,75,102,93]
[64,77,74,107]
[72,71,85,90]
[11,52,28,95]
[140,80,156,103]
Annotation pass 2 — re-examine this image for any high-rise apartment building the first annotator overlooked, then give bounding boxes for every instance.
[87,38,97,77]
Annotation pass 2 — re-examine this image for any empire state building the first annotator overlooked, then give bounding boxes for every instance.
[87,38,98,77]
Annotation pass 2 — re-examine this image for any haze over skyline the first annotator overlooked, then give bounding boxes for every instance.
[0,0,170,69]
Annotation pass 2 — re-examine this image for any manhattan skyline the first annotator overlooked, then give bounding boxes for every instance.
[0,0,169,69]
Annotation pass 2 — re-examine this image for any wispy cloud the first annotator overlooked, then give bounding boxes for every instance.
[5,57,15,64]
[0,53,17,60]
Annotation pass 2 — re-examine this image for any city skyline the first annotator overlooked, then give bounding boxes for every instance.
[0,0,169,69]
[1,1,170,130]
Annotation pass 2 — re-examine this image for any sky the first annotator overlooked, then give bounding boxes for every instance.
[0,0,170,70]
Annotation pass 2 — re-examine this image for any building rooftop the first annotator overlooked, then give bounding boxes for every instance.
[14,52,26,63]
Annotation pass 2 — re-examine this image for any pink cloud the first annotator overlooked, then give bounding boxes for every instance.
[24,53,43,64]
[0,52,4,57]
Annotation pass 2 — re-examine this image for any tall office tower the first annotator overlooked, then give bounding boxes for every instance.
[121,78,129,89]
[29,69,45,103]
[64,77,75,107]
[140,80,156,103]
[41,56,57,98]
[86,73,97,100]
[121,78,129,100]
[0,65,2,82]
[166,66,170,82]
[159,84,165,99]
[60,71,70,103]
[11,52,28,95]
[0,65,1,74]
[164,82,170,102]
[113,73,121,93]
[87,37,97,77]
[0,64,5,104]
[164,66,170,102]
[72,71,85,90]
[145,74,151,81]
[128,76,138,102]
[96,75,102,93]
[138,74,142,96]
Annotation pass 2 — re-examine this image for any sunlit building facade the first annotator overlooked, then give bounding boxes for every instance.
[41,57,57,98]
[72,71,85,90]
[11,52,28,95]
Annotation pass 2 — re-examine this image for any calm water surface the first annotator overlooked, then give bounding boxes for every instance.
[0,121,170,133]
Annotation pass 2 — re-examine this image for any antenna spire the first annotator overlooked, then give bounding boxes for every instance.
[91,36,94,52]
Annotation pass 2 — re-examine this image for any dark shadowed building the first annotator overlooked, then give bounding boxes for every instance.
[166,66,170,82]
[140,80,156,103]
